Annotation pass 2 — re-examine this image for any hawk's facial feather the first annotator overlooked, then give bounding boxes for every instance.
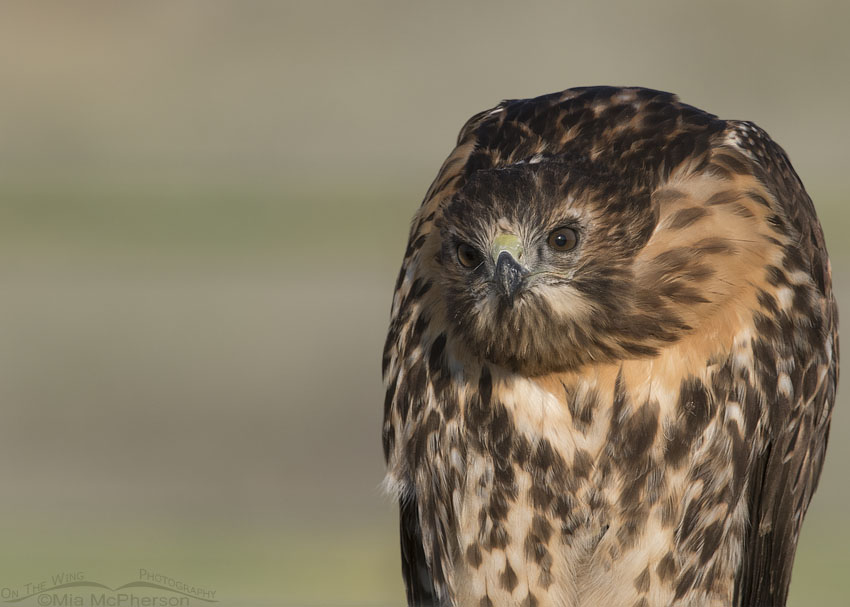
[435,162,657,374]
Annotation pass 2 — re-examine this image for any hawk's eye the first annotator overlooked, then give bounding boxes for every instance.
[547,227,578,252]
[457,243,482,268]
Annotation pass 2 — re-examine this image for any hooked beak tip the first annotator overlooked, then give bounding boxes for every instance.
[495,251,525,303]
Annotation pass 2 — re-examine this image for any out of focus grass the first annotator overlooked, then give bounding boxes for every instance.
[0,186,416,605]
[0,518,403,606]
[0,184,415,264]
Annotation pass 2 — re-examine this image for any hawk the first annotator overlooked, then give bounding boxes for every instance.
[381,86,837,607]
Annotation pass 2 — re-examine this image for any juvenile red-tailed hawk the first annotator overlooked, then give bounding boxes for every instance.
[382,86,837,607]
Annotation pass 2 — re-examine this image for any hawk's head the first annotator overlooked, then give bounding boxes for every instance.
[434,159,755,376]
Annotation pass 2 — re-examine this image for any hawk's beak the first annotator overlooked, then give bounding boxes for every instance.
[492,234,526,303]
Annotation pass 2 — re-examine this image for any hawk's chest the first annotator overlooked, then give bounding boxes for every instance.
[446,370,699,606]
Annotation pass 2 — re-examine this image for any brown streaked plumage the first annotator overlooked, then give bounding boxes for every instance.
[382,86,837,607]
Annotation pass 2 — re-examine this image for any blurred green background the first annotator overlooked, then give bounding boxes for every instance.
[0,2,847,606]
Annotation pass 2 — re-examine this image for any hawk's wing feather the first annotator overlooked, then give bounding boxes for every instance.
[400,496,440,607]
[729,121,839,607]
[735,382,835,607]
